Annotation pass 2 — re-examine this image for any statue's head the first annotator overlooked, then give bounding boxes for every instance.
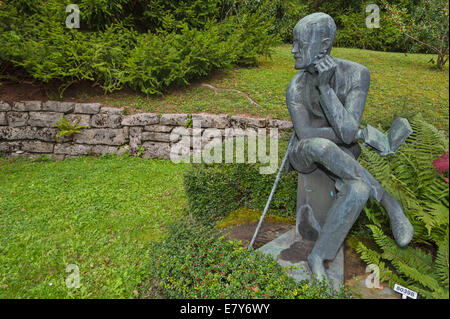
[292,12,336,70]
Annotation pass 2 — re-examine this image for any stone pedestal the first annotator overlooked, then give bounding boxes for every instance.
[258,229,343,290]
[296,168,337,237]
[258,167,344,291]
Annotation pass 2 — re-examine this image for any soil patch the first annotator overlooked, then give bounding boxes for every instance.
[223,221,293,249]
[343,239,368,282]
[279,240,315,263]
[0,81,49,104]
[0,80,109,105]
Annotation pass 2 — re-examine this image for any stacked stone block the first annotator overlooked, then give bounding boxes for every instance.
[0,101,293,160]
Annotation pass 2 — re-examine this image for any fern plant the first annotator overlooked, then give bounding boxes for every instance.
[54,116,86,142]
[356,226,448,299]
[356,114,449,299]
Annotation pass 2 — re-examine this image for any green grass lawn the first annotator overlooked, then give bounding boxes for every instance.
[74,44,449,131]
[0,155,187,298]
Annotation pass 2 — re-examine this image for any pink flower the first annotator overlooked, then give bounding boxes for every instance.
[433,153,449,174]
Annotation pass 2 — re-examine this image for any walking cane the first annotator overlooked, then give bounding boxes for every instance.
[247,134,294,251]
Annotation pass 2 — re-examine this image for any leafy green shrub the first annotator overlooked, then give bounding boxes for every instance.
[124,14,276,95]
[334,10,408,52]
[2,0,434,92]
[302,0,429,53]
[272,1,309,43]
[356,114,449,299]
[381,0,449,69]
[226,0,309,43]
[144,217,352,299]
[0,12,138,94]
[132,0,221,32]
[183,136,297,224]
[124,23,226,95]
[0,0,276,95]
[2,0,221,32]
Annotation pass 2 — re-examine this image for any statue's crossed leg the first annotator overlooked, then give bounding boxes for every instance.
[290,137,414,280]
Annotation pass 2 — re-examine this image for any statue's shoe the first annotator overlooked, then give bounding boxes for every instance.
[381,192,414,247]
[391,215,414,247]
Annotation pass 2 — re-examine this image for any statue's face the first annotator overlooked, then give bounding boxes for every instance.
[292,23,327,70]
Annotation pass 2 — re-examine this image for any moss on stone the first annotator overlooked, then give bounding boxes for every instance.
[216,207,295,229]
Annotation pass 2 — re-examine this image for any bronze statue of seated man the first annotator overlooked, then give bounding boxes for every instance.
[286,12,414,281]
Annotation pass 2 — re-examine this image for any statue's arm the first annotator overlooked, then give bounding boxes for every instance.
[317,62,370,145]
[287,78,343,144]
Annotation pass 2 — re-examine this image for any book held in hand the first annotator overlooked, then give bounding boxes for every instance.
[361,117,413,156]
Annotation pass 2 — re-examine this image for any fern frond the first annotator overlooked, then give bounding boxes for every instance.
[419,202,449,236]
[360,114,449,242]
[435,227,449,287]
[363,225,448,298]
[355,241,407,286]
[54,116,87,142]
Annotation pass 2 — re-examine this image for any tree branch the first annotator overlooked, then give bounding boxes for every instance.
[403,32,441,53]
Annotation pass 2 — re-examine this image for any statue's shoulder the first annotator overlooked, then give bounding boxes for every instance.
[287,70,306,94]
[333,57,370,86]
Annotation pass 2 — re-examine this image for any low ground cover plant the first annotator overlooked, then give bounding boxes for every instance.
[142,217,352,299]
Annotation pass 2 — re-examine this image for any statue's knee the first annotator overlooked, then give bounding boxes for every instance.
[303,138,335,159]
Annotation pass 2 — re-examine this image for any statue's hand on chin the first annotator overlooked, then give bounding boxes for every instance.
[314,55,336,89]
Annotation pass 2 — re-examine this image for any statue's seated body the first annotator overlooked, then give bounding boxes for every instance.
[286,13,414,280]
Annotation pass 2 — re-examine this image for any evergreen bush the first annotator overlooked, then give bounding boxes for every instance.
[0,0,276,95]
[183,136,297,224]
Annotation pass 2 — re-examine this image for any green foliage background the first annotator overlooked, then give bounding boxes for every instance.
[0,0,277,95]
[0,0,439,96]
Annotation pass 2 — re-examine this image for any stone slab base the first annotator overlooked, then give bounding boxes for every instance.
[257,228,344,291]
[346,275,400,299]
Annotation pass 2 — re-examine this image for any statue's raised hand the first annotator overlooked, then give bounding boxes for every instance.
[314,55,336,89]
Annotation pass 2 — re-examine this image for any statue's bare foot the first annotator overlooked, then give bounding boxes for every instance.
[307,253,328,282]
[381,192,414,247]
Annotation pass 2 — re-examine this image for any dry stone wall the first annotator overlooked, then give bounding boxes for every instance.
[0,100,293,160]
